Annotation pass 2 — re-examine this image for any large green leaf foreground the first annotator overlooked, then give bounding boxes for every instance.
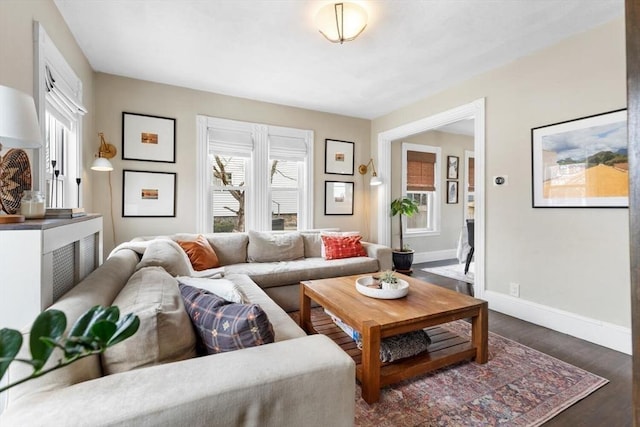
[0,306,139,392]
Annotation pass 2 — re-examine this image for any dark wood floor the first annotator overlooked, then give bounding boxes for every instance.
[412,260,633,427]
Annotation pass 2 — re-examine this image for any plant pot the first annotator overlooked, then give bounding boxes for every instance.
[392,250,414,274]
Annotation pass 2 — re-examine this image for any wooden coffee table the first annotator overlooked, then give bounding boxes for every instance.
[299,273,488,404]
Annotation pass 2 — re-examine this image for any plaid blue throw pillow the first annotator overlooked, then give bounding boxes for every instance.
[179,283,275,354]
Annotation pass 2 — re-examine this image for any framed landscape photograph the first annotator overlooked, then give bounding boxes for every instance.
[325,139,354,175]
[446,180,458,204]
[325,181,354,215]
[447,155,459,179]
[123,112,176,163]
[531,109,627,208]
[123,170,176,217]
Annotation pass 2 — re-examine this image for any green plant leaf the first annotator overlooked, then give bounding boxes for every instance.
[29,310,66,371]
[0,328,22,380]
[107,313,140,347]
[90,321,117,347]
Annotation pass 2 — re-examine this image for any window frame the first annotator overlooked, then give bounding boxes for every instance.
[402,142,441,236]
[196,116,313,233]
[34,22,84,207]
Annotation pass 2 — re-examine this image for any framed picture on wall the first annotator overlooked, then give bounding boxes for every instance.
[531,109,628,208]
[446,180,458,204]
[447,155,459,179]
[123,170,176,217]
[325,139,354,175]
[325,181,354,215]
[123,112,176,163]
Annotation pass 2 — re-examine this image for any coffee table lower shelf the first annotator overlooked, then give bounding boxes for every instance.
[310,309,477,389]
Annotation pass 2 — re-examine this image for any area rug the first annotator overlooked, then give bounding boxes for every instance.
[291,309,608,426]
[422,262,474,284]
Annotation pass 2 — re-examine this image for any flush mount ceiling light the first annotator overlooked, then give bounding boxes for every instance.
[315,2,368,44]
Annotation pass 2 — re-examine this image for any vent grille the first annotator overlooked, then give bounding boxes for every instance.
[52,243,75,302]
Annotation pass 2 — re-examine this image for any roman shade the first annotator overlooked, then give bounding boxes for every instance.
[208,128,254,156]
[269,134,308,162]
[407,150,436,192]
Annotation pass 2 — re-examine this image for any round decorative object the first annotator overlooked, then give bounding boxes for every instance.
[0,148,32,214]
[355,276,409,299]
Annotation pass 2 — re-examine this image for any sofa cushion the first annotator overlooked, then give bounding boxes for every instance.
[247,230,304,262]
[177,234,220,271]
[207,232,249,266]
[320,231,360,257]
[300,232,322,258]
[176,276,248,304]
[321,235,367,260]
[224,256,379,289]
[179,283,275,354]
[102,267,197,375]
[136,239,224,278]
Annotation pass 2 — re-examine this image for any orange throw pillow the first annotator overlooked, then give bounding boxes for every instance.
[177,235,220,271]
[321,235,367,260]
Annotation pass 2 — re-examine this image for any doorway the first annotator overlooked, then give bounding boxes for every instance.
[375,99,485,298]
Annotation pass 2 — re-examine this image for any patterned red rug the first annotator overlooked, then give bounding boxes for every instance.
[292,309,608,426]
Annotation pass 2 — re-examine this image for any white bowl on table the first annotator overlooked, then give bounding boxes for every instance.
[355,276,409,299]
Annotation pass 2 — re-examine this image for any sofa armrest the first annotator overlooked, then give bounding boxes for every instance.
[0,335,355,427]
[362,241,393,271]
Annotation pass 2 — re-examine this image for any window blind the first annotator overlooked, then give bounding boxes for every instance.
[407,150,436,191]
[269,134,308,161]
[208,128,254,156]
[45,65,87,117]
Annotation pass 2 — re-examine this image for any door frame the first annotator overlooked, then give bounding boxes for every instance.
[375,98,485,298]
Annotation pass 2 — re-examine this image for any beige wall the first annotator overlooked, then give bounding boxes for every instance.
[390,130,473,254]
[0,0,96,209]
[371,17,629,328]
[94,73,371,252]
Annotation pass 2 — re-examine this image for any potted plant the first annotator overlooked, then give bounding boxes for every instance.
[390,197,419,273]
[379,270,400,290]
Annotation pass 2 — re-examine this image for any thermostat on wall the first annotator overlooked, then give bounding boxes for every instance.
[493,176,508,186]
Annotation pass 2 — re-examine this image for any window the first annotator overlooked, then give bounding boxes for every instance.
[402,143,441,234]
[197,116,313,233]
[35,23,86,208]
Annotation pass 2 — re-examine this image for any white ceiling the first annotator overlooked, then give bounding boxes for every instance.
[54,0,623,120]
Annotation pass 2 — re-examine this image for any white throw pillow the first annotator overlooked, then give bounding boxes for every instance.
[175,276,248,304]
[320,231,361,258]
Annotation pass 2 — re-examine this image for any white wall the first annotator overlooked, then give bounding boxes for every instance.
[371,17,630,333]
[94,73,372,253]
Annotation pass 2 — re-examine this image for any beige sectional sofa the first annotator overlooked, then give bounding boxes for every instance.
[131,230,393,312]
[1,246,356,426]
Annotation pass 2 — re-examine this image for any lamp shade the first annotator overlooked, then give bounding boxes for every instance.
[91,157,113,172]
[0,85,42,148]
[315,2,368,43]
[370,175,382,186]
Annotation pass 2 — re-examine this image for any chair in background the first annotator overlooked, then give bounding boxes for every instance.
[464,219,475,275]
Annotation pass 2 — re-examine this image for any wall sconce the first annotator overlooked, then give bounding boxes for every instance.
[90,132,116,172]
[315,2,368,44]
[358,158,382,186]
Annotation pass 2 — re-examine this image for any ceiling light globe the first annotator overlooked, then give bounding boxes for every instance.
[316,2,368,43]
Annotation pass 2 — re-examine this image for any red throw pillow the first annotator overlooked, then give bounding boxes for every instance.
[177,235,220,271]
[321,235,367,260]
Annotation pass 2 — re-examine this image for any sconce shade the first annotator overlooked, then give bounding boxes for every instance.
[359,158,382,186]
[0,85,42,148]
[315,2,368,44]
[91,157,113,172]
[91,133,116,171]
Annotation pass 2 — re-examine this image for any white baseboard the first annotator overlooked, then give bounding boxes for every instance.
[485,290,631,355]
[413,249,458,264]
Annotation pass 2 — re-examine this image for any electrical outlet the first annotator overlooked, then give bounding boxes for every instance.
[509,282,520,297]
